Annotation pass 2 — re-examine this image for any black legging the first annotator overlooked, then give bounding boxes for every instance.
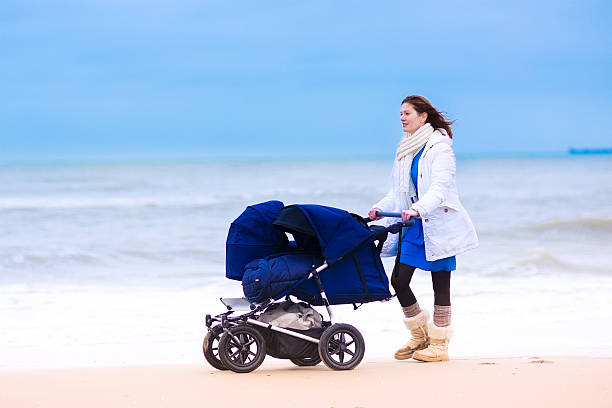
[391,262,451,307]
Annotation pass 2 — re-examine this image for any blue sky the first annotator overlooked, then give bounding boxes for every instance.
[1,0,610,161]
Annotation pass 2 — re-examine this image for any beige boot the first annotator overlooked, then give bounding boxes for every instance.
[412,322,453,362]
[394,310,430,360]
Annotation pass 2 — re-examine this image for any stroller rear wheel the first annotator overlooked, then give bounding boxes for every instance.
[218,324,267,373]
[318,323,365,370]
[203,325,228,370]
[290,355,321,366]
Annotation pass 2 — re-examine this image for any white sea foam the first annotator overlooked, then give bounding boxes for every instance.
[1,156,611,369]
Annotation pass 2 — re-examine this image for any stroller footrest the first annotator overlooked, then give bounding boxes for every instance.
[220,297,256,310]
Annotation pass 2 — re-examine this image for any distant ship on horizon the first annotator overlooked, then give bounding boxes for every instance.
[568,147,612,155]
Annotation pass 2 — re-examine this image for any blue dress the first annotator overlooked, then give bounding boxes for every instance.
[398,147,456,272]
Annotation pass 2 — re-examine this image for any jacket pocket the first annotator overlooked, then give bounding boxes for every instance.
[440,200,461,212]
[422,205,464,249]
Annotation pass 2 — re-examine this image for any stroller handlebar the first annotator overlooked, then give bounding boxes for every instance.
[375,211,402,218]
[362,211,420,222]
[361,211,417,233]
[375,211,421,220]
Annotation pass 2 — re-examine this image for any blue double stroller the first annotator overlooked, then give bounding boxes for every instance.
[203,201,408,372]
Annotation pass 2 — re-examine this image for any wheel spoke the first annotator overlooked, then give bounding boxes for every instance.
[345,349,355,357]
[244,338,255,347]
[229,349,241,360]
[345,340,354,348]
[339,350,345,363]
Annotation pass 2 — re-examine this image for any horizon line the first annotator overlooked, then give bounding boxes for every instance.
[0,150,597,166]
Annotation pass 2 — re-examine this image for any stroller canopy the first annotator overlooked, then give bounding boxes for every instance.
[227,202,391,306]
[273,204,374,265]
[225,200,289,280]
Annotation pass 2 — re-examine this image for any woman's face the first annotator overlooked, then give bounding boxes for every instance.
[400,103,427,134]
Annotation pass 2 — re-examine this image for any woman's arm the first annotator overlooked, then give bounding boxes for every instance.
[411,144,455,217]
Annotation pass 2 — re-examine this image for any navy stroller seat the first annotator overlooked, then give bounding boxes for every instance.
[226,201,392,305]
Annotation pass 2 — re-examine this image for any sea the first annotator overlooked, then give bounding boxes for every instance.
[1,156,611,370]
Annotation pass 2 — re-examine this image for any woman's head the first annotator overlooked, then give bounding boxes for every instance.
[400,95,454,138]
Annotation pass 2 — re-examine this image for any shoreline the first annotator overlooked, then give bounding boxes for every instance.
[2,356,611,408]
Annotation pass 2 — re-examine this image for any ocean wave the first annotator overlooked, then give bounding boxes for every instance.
[477,217,612,238]
[4,251,108,268]
[476,248,612,277]
[0,191,347,211]
[0,196,238,210]
[528,217,612,234]
[1,247,224,270]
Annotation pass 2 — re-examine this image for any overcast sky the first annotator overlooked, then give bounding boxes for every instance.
[1,0,610,161]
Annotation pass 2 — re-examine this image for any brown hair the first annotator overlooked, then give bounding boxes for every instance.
[402,95,454,139]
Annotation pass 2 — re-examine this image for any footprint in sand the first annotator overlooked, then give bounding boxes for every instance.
[529,359,554,364]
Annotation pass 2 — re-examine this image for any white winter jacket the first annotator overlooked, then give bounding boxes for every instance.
[373,129,478,261]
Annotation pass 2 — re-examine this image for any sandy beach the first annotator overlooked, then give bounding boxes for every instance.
[1,356,610,408]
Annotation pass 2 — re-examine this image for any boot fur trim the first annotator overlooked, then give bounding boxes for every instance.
[427,322,453,340]
[403,309,430,330]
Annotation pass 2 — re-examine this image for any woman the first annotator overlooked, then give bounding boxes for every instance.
[369,95,478,362]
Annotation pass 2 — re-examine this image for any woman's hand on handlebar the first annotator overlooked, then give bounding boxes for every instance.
[401,209,419,221]
[368,208,383,221]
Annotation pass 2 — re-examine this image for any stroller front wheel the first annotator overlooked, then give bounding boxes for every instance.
[203,324,228,370]
[318,323,365,370]
[218,324,267,373]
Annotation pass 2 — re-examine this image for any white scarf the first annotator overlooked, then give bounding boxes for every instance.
[396,123,434,204]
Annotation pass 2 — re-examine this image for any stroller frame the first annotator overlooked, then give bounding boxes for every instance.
[237,260,337,334]
[205,261,346,372]
[203,210,410,373]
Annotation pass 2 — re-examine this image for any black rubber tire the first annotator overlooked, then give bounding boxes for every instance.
[318,323,365,370]
[218,324,267,373]
[290,355,322,366]
[203,325,228,370]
